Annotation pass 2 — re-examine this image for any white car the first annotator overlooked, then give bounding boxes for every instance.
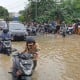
[0,21,7,30]
[9,22,28,40]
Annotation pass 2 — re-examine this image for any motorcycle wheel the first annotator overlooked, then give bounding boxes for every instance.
[24,76,31,80]
[12,75,22,80]
[62,32,66,38]
[33,60,37,70]
[6,48,12,56]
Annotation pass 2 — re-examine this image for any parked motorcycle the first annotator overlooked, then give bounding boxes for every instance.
[11,51,35,80]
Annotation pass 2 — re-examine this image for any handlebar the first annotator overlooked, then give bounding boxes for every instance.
[12,48,34,60]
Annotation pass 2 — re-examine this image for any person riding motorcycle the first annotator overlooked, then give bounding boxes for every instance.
[13,37,40,77]
[0,28,11,40]
[0,28,11,52]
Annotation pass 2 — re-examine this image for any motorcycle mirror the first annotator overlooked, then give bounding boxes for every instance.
[12,52,20,57]
[11,49,18,56]
[12,48,17,52]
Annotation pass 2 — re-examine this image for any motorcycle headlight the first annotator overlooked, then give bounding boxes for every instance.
[24,70,32,75]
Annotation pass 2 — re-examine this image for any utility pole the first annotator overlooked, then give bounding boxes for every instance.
[24,2,29,23]
[5,16,9,29]
[35,0,41,19]
[35,0,37,19]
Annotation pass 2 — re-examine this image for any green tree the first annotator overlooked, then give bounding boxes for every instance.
[0,6,9,19]
[21,0,80,24]
[19,15,25,22]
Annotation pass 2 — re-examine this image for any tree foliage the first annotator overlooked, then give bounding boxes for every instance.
[21,0,80,24]
[0,6,9,19]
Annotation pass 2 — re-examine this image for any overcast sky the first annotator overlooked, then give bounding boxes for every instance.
[0,0,29,12]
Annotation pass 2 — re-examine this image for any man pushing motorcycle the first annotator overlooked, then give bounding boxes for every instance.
[12,37,40,78]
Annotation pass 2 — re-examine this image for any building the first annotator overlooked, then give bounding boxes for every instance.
[9,12,20,18]
[9,12,21,21]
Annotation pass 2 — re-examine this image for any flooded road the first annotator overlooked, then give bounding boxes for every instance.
[0,34,80,80]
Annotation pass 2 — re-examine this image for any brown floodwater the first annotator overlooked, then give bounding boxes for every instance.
[0,34,80,80]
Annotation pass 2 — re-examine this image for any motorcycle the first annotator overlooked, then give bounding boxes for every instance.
[11,50,35,80]
[0,38,12,56]
[62,31,66,37]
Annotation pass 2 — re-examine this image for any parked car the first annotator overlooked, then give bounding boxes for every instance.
[0,21,7,30]
[9,22,28,40]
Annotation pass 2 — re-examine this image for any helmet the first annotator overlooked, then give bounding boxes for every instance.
[26,37,36,44]
[3,28,9,33]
